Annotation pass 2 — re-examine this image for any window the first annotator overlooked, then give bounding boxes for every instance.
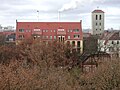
[19,29,24,32]
[96,15,98,20]
[58,29,64,32]
[100,15,101,20]
[51,30,52,32]
[18,35,24,39]
[77,41,80,47]
[117,41,119,44]
[68,36,70,39]
[58,36,65,42]
[43,30,45,32]
[96,23,97,26]
[33,36,37,39]
[72,41,75,47]
[73,29,79,32]
[38,36,40,38]
[100,29,101,31]
[96,29,97,31]
[68,29,72,32]
[100,23,101,26]
[63,37,65,42]
[26,30,30,32]
[112,41,114,44]
[54,36,56,39]
[74,35,80,38]
[50,36,52,39]
[54,30,56,32]
[46,36,48,39]
[58,37,60,42]
[46,30,48,32]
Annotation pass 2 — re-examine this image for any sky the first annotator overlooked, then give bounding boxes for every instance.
[0,0,120,30]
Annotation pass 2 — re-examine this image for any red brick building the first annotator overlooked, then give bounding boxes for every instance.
[16,21,83,52]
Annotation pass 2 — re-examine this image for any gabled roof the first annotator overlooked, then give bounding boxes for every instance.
[101,31,120,40]
[109,31,120,40]
[92,10,104,13]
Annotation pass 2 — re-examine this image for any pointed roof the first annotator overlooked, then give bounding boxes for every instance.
[92,10,104,13]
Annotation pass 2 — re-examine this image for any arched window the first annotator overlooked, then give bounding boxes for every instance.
[77,41,80,47]
[96,23,97,26]
[112,41,114,44]
[96,15,98,20]
[117,41,119,44]
[59,37,60,42]
[100,15,102,20]
[72,41,75,47]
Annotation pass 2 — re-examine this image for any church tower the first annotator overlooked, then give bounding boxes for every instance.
[92,9,104,35]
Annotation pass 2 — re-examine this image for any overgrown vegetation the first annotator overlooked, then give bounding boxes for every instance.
[0,39,120,90]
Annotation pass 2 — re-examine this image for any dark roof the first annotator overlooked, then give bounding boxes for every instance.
[109,31,120,40]
[101,31,120,40]
[92,10,104,13]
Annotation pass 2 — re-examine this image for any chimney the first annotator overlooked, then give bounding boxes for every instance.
[80,20,82,23]
[16,19,17,23]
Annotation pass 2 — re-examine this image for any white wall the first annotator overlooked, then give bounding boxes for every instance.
[98,40,120,53]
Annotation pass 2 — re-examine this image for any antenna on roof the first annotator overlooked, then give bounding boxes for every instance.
[37,10,39,22]
[97,6,99,9]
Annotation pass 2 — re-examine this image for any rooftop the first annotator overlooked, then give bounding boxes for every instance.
[92,10,104,13]
[101,30,120,40]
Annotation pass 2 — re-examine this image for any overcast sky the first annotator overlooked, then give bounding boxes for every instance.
[0,0,120,30]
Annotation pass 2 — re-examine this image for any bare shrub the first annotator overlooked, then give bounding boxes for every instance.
[0,39,120,90]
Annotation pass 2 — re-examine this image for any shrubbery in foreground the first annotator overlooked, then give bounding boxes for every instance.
[0,40,120,90]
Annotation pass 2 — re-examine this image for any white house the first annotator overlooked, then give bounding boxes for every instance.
[98,30,120,57]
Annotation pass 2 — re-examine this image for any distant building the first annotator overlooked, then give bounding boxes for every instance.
[0,25,16,42]
[98,30,120,57]
[4,31,16,42]
[0,25,15,32]
[92,9,104,35]
[0,25,2,29]
[16,21,83,53]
